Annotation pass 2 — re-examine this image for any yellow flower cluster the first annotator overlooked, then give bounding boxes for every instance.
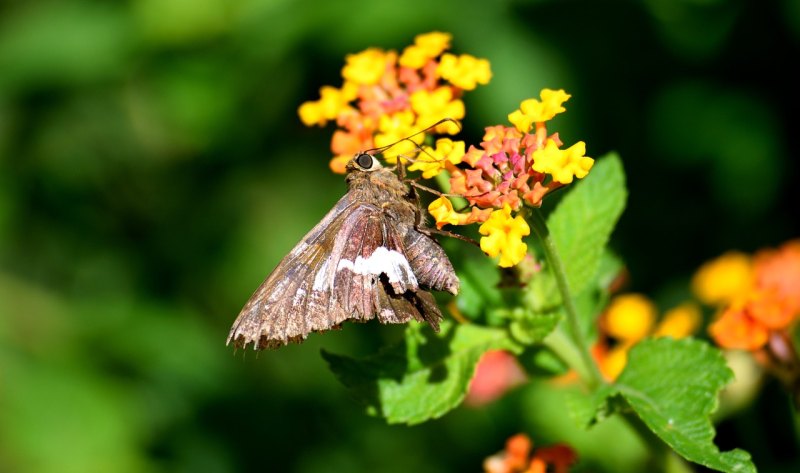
[478,205,531,268]
[297,32,491,173]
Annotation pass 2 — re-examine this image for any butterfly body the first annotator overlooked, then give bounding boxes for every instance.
[227,154,459,350]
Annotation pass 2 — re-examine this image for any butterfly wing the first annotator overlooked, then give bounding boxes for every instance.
[227,195,447,350]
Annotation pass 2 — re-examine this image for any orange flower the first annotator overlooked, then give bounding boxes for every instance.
[465,350,527,406]
[746,289,795,330]
[709,301,770,350]
[483,434,577,473]
[754,239,800,312]
[533,444,578,473]
[700,240,800,351]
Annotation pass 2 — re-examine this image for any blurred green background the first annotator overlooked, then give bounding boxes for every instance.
[1,0,798,472]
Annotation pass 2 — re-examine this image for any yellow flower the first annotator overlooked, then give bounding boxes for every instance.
[297,101,323,127]
[342,48,388,86]
[478,205,530,267]
[597,296,700,380]
[531,140,594,184]
[410,87,464,134]
[374,110,419,163]
[429,197,461,228]
[408,138,465,179]
[603,294,656,343]
[692,251,754,306]
[437,53,492,90]
[600,345,629,381]
[428,197,492,229]
[653,302,702,339]
[399,31,451,69]
[297,85,357,126]
[508,89,571,133]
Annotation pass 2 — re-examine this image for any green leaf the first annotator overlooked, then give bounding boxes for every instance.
[516,346,568,377]
[505,307,561,346]
[595,249,625,293]
[322,321,522,425]
[615,338,756,473]
[523,264,560,312]
[455,256,503,320]
[547,153,627,295]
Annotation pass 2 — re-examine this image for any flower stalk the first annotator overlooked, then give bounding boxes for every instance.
[529,208,604,389]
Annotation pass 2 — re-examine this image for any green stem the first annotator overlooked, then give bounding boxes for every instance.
[528,208,604,389]
[543,326,595,384]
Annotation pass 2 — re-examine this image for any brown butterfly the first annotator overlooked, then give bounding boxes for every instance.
[227,152,459,350]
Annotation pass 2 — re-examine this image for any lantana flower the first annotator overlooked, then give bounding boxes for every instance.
[298,31,491,173]
[466,350,527,407]
[595,294,700,380]
[479,205,531,268]
[483,433,577,473]
[508,88,571,133]
[427,89,594,267]
[699,240,800,351]
[692,251,754,306]
[408,137,465,179]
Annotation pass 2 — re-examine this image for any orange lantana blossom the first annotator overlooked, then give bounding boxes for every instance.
[428,89,594,268]
[298,31,491,173]
[483,433,577,473]
[696,240,800,351]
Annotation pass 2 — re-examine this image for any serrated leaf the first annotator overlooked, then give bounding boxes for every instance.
[322,321,522,425]
[547,153,627,295]
[563,382,620,430]
[615,338,756,473]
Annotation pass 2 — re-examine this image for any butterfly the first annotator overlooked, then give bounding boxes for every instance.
[227,151,459,350]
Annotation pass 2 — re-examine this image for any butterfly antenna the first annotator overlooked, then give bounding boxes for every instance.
[395,138,445,166]
[362,118,462,156]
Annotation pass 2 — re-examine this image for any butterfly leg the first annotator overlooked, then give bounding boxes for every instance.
[406,185,481,248]
[423,226,481,248]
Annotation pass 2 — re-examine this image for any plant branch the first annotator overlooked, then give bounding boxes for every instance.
[529,208,604,389]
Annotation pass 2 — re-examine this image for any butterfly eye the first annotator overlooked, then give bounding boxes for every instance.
[355,153,374,169]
